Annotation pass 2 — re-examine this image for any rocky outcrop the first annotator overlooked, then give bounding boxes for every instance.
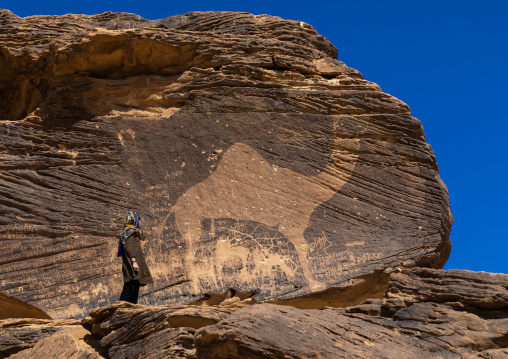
[0,9,452,319]
[0,300,242,358]
[9,329,102,359]
[2,269,505,358]
[85,301,233,342]
[0,317,84,357]
[196,268,508,358]
[84,301,239,359]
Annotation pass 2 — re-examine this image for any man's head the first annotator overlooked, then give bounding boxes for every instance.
[124,211,141,228]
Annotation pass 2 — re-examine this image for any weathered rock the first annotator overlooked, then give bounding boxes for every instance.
[85,301,231,347]
[1,269,506,358]
[84,301,236,359]
[268,270,390,309]
[196,269,508,358]
[8,329,101,359]
[0,9,452,319]
[383,267,508,314]
[107,327,197,359]
[0,293,52,320]
[189,288,258,309]
[0,317,83,357]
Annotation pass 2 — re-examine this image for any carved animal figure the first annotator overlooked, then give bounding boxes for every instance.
[174,140,358,291]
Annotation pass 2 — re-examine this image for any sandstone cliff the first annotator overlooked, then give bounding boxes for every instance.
[1,9,505,359]
[0,9,451,320]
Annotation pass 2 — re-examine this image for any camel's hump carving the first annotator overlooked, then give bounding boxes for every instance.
[174,140,359,291]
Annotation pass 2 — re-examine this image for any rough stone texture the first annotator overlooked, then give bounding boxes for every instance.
[0,9,452,319]
[107,327,197,359]
[0,317,83,357]
[8,329,101,359]
[383,267,508,314]
[0,293,52,320]
[85,301,231,347]
[196,269,508,359]
[3,268,504,358]
[83,301,237,359]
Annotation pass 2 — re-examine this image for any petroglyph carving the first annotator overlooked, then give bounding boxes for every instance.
[174,139,359,291]
[0,224,38,239]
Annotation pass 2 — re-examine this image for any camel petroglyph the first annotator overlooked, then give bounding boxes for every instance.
[174,137,359,292]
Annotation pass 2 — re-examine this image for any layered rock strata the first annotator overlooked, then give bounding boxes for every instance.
[0,317,84,357]
[1,269,506,358]
[0,9,452,318]
[196,268,508,358]
[8,329,102,359]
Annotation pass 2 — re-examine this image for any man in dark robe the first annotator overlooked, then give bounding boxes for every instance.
[118,211,153,304]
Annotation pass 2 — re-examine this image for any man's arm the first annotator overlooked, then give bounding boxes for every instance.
[131,257,139,272]
[124,233,141,272]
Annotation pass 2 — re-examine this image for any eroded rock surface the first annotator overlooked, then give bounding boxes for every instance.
[85,301,232,346]
[81,301,238,359]
[9,329,101,359]
[3,269,505,358]
[196,269,508,358]
[0,9,452,319]
[0,293,52,320]
[0,317,84,357]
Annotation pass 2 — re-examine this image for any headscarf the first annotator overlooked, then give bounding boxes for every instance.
[117,211,143,257]
[123,211,141,229]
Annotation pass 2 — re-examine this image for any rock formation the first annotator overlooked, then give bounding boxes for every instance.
[0,294,51,320]
[196,268,508,358]
[8,329,102,359]
[0,9,452,320]
[1,268,506,358]
[0,317,85,357]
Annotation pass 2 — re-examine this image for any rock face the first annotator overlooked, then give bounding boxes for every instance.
[0,293,52,320]
[2,269,506,358]
[0,9,452,319]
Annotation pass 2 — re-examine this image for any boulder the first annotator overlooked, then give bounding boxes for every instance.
[8,329,101,359]
[82,300,236,359]
[84,301,231,346]
[0,9,452,319]
[0,317,84,357]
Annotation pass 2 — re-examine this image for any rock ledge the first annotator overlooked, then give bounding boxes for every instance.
[1,268,506,358]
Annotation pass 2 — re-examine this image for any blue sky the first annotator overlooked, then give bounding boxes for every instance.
[4,1,507,274]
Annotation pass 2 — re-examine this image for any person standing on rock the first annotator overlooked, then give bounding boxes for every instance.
[117,211,153,304]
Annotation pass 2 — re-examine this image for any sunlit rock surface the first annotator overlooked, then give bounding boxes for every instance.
[2,269,506,358]
[0,9,452,319]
